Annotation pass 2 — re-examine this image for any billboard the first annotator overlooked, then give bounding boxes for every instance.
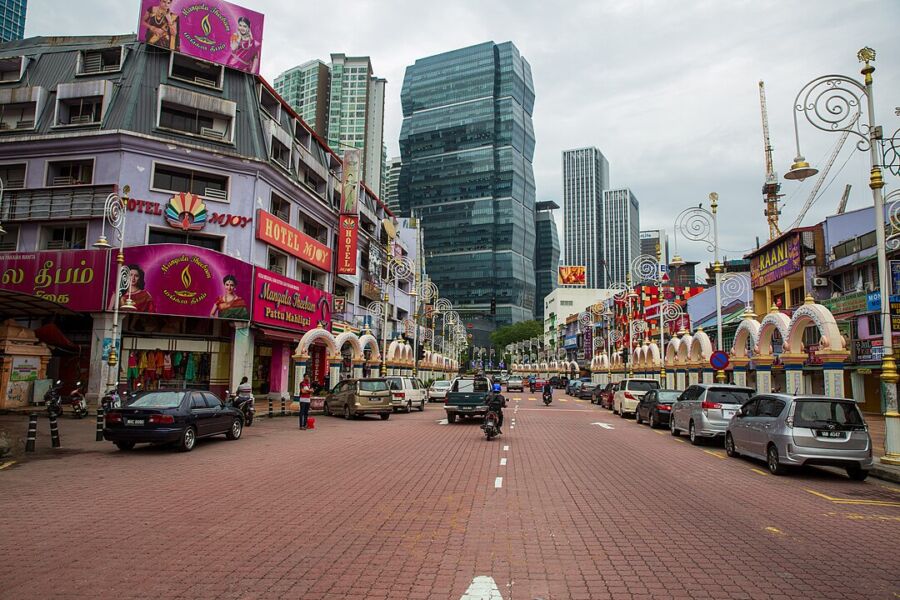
[107,244,252,319]
[558,265,587,286]
[750,233,802,288]
[0,250,108,312]
[337,215,359,275]
[256,209,332,272]
[138,0,265,74]
[340,149,360,214]
[252,267,331,332]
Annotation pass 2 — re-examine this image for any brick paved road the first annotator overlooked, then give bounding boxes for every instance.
[1,393,898,599]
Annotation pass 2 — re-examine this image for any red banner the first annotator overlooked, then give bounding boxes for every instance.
[256,209,332,272]
[337,215,359,275]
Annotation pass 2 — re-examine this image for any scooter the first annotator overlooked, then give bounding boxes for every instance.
[44,380,63,418]
[67,381,89,419]
[481,409,500,440]
[226,390,255,426]
[542,390,552,406]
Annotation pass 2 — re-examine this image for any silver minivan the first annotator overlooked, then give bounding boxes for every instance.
[670,384,755,445]
[726,394,873,479]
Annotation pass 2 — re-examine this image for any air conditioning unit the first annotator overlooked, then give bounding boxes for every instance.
[204,188,227,201]
[69,114,94,124]
[812,277,828,287]
[199,127,225,140]
[15,120,34,130]
[193,76,217,87]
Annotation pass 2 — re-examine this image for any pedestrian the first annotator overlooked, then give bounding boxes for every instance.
[299,375,312,429]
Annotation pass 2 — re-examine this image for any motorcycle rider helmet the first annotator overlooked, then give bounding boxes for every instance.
[492,383,501,393]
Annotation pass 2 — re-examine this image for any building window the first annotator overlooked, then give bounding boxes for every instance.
[0,101,35,131]
[152,163,228,202]
[0,224,19,250]
[271,192,290,223]
[259,86,281,119]
[56,96,102,126]
[300,267,325,290]
[169,54,223,89]
[157,84,235,143]
[271,138,290,170]
[867,314,883,336]
[268,249,288,275]
[147,228,223,251]
[41,225,87,250]
[0,56,23,83]
[789,286,803,308]
[46,159,94,186]
[78,48,122,75]
[302,219,326,244]
[0,163,26,188]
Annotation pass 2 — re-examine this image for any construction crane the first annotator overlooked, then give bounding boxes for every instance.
[787,128,851,230]
[837,184,852,214]
[759,81,782,240]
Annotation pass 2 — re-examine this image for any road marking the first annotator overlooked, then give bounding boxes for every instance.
[559,398,568,402]
[460,575,504,600]
[877,484,900,494]
[528,397,536,402]
[494,477,503,489]
[703,450,726,459]
[751,468,770,476]
[591,422,614,429]
[500,458,507,466]
[653,430,665,435]
[674,438,686,444]
[437,419,448,425]
[825,511,900,522]
[806,489,900,507]
[0,461,15,471]
[765,526,783,534]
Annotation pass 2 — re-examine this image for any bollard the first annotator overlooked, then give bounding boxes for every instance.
[280,396,285,417]
[25,413,38,452]
[49,414,61,448]
[268,397,274,419]
[96,406,105,442]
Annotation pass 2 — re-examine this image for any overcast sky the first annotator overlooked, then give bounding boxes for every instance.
[26,0,900,267]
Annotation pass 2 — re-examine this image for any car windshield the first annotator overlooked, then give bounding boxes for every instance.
[386,378,403,390]
[626,380,659,391]
[509,378,522,383]
[129,391,183,409]
[432,381,451,389]
[454,379,490,392]
[707,388,754,404]
[794,400,864,428]
[658,391,681,402]
[359,380,388,392]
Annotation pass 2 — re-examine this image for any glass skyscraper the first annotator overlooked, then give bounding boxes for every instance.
[273,60,330,137]
[534,201,560,321]
[0,0,26,43]
[562,147,609,288]
[398,41,537,333]
[602,188,640,285]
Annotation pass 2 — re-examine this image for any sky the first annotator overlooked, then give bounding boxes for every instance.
[25,0,900,268]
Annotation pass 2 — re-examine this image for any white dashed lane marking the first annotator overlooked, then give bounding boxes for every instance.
[500,458,507,466]
[494,477,503,488]
[503,445,509,451]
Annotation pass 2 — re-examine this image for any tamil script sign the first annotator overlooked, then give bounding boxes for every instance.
[138,0,265,74]
[0,250,107,312]
[750,233,802,288]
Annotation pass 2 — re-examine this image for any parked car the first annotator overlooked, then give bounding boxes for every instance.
[726,394,873,479]
[566,380,586,396]
[428,379,452,402]
[594,382,618,409]
[529,377,547,393]
[576,382,598,400]
[670,384,755,445]
[385,376,427,412]
[613,378,660,417]
[103,389,243,452]
[635,389,681,428]
[506,376,524,392]
[324,378,392,420]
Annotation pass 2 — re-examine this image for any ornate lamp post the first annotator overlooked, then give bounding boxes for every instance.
[785,48,899,463]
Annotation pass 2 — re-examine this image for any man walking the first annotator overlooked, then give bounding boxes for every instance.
[299,375,312,429]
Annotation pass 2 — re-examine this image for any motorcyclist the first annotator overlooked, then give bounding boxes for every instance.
[542,380,553,401]
[486,383,506,433]
[236,376,253,398]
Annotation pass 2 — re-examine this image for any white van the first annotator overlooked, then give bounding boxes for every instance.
[385,376,427,412]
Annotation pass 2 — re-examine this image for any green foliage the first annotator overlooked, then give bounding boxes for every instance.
[490,320,543,353]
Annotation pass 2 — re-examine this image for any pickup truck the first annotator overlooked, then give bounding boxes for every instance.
[445,376,491,423]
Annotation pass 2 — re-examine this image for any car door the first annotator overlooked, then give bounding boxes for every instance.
[749,397,786,456]
[202,392,226,433]
[730,398,759,453]
[639,390,654,420]
[189,392,212,435]
[673,386,698,430]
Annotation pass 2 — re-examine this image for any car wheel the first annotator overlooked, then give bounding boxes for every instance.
[670,417,679,437]
[418,401,425,412]
[177,427,196,452]
[724,433,738,457]
[649,413,656,428]
[767,444,788,475]
[323,402,332,417]
[226,417,243,440]
[636,411,643,425]
[447,412,456,424]
[406,401,412,413]
[380,413,391,420]
[344,405,352,420]
[114,441,135,451]
[846,465,869,481]
[689,421,702,446]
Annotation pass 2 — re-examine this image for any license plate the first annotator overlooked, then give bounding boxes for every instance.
[370,398,382,402]
[723,410,734,418]
[817,430,845,438]
[125,419,144,426]
[461,406,473,411]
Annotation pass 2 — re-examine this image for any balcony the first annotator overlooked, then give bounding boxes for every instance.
[0,184,114,222]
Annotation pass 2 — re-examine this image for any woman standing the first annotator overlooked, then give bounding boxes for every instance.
[298,375,312,430]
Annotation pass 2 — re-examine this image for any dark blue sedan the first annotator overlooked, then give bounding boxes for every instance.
[104,389,244,452]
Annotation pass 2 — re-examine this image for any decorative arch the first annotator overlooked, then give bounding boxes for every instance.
[333,332,363,361]
[359,333,381,362]
[731,316,761,358]
[666,337,682,365]
[677,333,694,365]
[387,340,404,362]
[758,310,791,356]
[689,329,713,363]
[568,360,579,372]
[294,328,338,360]
[598,353,610,369]
[647,342,661,366]
[786,300,847,354]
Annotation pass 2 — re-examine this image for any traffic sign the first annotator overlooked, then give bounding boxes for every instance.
[710,350,730,370]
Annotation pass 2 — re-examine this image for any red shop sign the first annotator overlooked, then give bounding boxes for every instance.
[337,215,359,275]
[256,209,332,272]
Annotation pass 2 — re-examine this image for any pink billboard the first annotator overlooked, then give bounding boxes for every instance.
[0,250,108,312]
[108,244,252,320]
[253,267,332,333]
[138,0,265,74]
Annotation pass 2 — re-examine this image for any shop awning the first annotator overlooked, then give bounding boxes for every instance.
[35,323,79,353]
[254,326,303,344]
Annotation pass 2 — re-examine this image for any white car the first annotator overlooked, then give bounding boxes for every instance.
[428,379,452,402]
[613,378,660,417]
[385,376,427,412]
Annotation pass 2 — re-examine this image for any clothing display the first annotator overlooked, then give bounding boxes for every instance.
[125,349,211,390]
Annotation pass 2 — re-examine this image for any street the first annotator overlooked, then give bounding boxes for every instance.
[1,394,899,600]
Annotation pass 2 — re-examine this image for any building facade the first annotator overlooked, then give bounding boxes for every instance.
[639,229,668,269]
[0,0,25,43]
[398,41,537,344]
[602,188,640,286]
[382,156,401,214]
[272,60,330,138]
[533,200,560,322]
[562,147,609,288]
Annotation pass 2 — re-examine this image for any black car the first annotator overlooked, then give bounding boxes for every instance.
[635,389,681,428]
[103,389,244,452]
[553,376,568,389]
[576,382,598,400]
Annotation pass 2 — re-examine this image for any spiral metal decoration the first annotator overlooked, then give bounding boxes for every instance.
[610,330,624,343]
[434,298,452,313]
[631,254,661,283]
[365,301,386,320]
[793,74,869,152]
[720,273,750,305]
[660,301,684,322]
[609,281,631,300]
[403,318,416,335]
[886,192,900,251]
[423,329,433,341]
[104,193,127,242]
[675,206,715,253]
[593,337,604,351]
[578,311,593,329]
[885,126,900,177]
[630,319,648,337]
[116,264,130,295]
[387,255,416,281]
[418,280,439,302]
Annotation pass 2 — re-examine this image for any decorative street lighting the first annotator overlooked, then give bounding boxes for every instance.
[785,48,899,464]
[378,254,415,376]
[93,186,136,397]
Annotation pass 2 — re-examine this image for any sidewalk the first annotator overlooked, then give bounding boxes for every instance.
[862,413,900,483]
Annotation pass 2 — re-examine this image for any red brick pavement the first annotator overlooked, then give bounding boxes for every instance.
[0,395,898,599]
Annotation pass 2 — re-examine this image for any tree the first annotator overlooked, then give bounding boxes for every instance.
[490,320,543,354]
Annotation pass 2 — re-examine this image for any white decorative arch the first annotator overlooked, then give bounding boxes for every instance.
[647,342,661,366]
[598,353,609,369]
[758,311,791,356]
[359,333,381,362]
[786,301,846,354]
[568,360,579,372]
[689,329,713,363]
[731,317,761,358]
[294,328,338,360]
[334,332,363,361]
[677,333,694,364]
[666,337,682,366]
[387,340,404,362]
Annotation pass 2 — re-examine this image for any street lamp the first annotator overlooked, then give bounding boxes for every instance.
[93,186,136,396]
[786,48,899,464]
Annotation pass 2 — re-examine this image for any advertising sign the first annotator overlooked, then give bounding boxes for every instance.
[252,267,331,332]
[821,291,868,316]
[340,149,360,214]
[750,233,802,288]
[558,265,587,286]
[337,215,359,275]
[9,356,40,382]
[854,339,883,363]
[563,334,578,349]
[256,209,332,272]
[0,250,108,312]
[893,260,900,296]
[138,0,265,74]
[108,244,252,319]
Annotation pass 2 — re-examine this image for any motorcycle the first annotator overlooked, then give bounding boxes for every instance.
[67,381,89,419]
[226,390,255,426]
[481,409,500,440]
[101,383,143,414]
[542,390,552,406]
[44,380,63,418]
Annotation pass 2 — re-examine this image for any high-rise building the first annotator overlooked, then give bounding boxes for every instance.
[399,41,536,341]
[640,229,669,270]
[273,60,330,138]
[534,201,560,322]
[273,54,385,194]
[0,0,26,43]
[602,188,640,285]
[383,156,402,214]
[562,147,609,288]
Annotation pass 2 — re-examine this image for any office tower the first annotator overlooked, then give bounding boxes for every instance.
[602,189,640,285]
[399,41,536,339]
[562,147,609,288]
[0,0,26,42]
[273,60,330,138]
[534,201,561,321]
[640,229,669,270]
[383,156,402,214]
